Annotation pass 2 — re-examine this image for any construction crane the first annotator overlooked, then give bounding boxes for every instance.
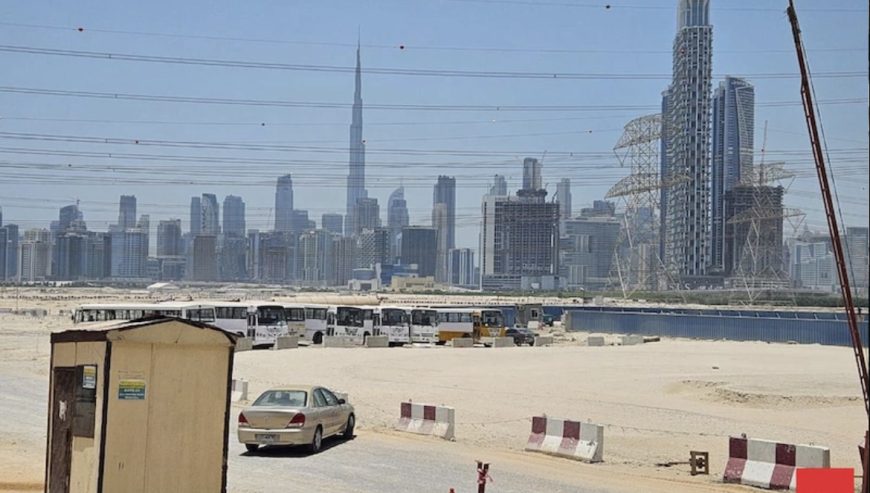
[786,2,869,491]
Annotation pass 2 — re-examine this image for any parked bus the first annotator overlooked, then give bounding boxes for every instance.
[410,307,439,344]
[326,305,378,344]
[242,302,288,347]
[378,306,411,346]
[281,303,307,336]
[73,302,216,324]
[434,308,475,343]
[302,304,329,344]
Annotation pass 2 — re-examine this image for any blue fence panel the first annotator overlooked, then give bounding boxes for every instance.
[564,309,870,347]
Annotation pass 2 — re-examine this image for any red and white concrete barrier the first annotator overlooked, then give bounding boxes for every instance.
[723,436,830,490]
[525,416,604,462]
[395,401,455,441]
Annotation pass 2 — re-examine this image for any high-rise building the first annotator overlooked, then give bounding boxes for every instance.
[55,233,89,280]
[522,158,543,191]
[192,235,218,281]
[109,229,148,278]
[0,228,6,280]
[200,194,220,235]
[400,227,437,278]
[661,0,713,283]
[189,196,202,235]
[556,178,572,221]
[480,193,560,291]
[579,200,616,218]
[19,229,52,281]
[223,195,246,238]
[220,236,248,281]
[274,175,295,233]
[290,210,314,235]
[58,204,82,233]
[433,176,456,249]
[560,216,621,290]
[845,227,869,296]
[2,224,18,280]
[299,229,333,285]
[157,220,183,256]
[789,238,836,293]
[433,203,450,282]
[711,77,755,272]
[447,248,475,287]
[490,175,508,196]
[387,187,409,261]
[321,213,344,236]
[349,198,380,236]
[345,44,368,227]
[118,195,137,230]
[330,235,357,286]
[356,228,390,270]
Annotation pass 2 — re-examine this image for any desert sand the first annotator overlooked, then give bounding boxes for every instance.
[0,287,865,492]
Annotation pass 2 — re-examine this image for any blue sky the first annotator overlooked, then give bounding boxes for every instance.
[0,0,867,248]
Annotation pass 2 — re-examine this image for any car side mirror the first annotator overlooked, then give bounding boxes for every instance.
[338,398,346,405]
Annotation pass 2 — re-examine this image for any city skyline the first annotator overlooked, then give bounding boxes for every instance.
[0,1,866,256]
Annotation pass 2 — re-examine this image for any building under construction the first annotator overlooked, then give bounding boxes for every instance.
[480,163,560,291]
[723,184,786,286]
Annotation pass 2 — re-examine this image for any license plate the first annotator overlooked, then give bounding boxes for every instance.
[255,433,278,443]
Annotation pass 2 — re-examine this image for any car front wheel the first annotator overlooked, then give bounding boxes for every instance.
[245,443,259,453]
[310,426,323,454]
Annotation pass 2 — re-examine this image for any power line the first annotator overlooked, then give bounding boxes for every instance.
[0,21,863,55]
[0,45,864,81]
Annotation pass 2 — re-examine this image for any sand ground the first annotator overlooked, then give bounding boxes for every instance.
[0,288,865,492]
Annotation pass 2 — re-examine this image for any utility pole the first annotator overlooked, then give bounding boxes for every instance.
[786,2,869,491]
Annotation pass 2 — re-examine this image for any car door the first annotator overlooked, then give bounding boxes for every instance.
[312,388,338,436]
[321,389,346,434]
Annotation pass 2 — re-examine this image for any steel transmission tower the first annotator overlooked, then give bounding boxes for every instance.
[606,113,669,295]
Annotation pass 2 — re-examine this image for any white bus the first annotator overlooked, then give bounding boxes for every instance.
[209,301,289,346]
[302,304,329,344]
[281,303,307,337]
[434,308,475,344]
[326,305,379,344]
[73,302,216,324]
[410,307,439,344]
[378,306,411,346]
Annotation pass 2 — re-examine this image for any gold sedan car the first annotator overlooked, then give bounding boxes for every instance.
[238,385,355,454]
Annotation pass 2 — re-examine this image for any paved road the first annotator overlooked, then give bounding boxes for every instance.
[227,427,617,493]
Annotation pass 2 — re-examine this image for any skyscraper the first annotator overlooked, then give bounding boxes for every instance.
[349,198,380,236]
[189,196,202,235]
[662,0,713,283]
[274,175,294,233]
[321,213,344,236]
[711,76,755,272]
[19,229,52,281]
[157,220,183,256]
[223,195,246,238]
[401,227,437,278]
[299,229,333,285]
[556,178,572,220]
[433,176,456,249]
[2,224,18,280]
[345,43,368,226]
[489,175,508,196]
[192,235,218,281]
[200,194,220,235]
[118,195,137,230]
[387,187,409,261]
[522,158,543,191]
[447,248,475,287]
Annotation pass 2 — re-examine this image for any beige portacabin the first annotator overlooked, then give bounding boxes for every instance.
[45,317,236,493]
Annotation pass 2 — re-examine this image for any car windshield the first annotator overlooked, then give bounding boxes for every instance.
[253,390,307,407]
[337,307,363,327]
[382,309,407,325]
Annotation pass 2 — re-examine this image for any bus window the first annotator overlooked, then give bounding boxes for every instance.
[285,307,305,322]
